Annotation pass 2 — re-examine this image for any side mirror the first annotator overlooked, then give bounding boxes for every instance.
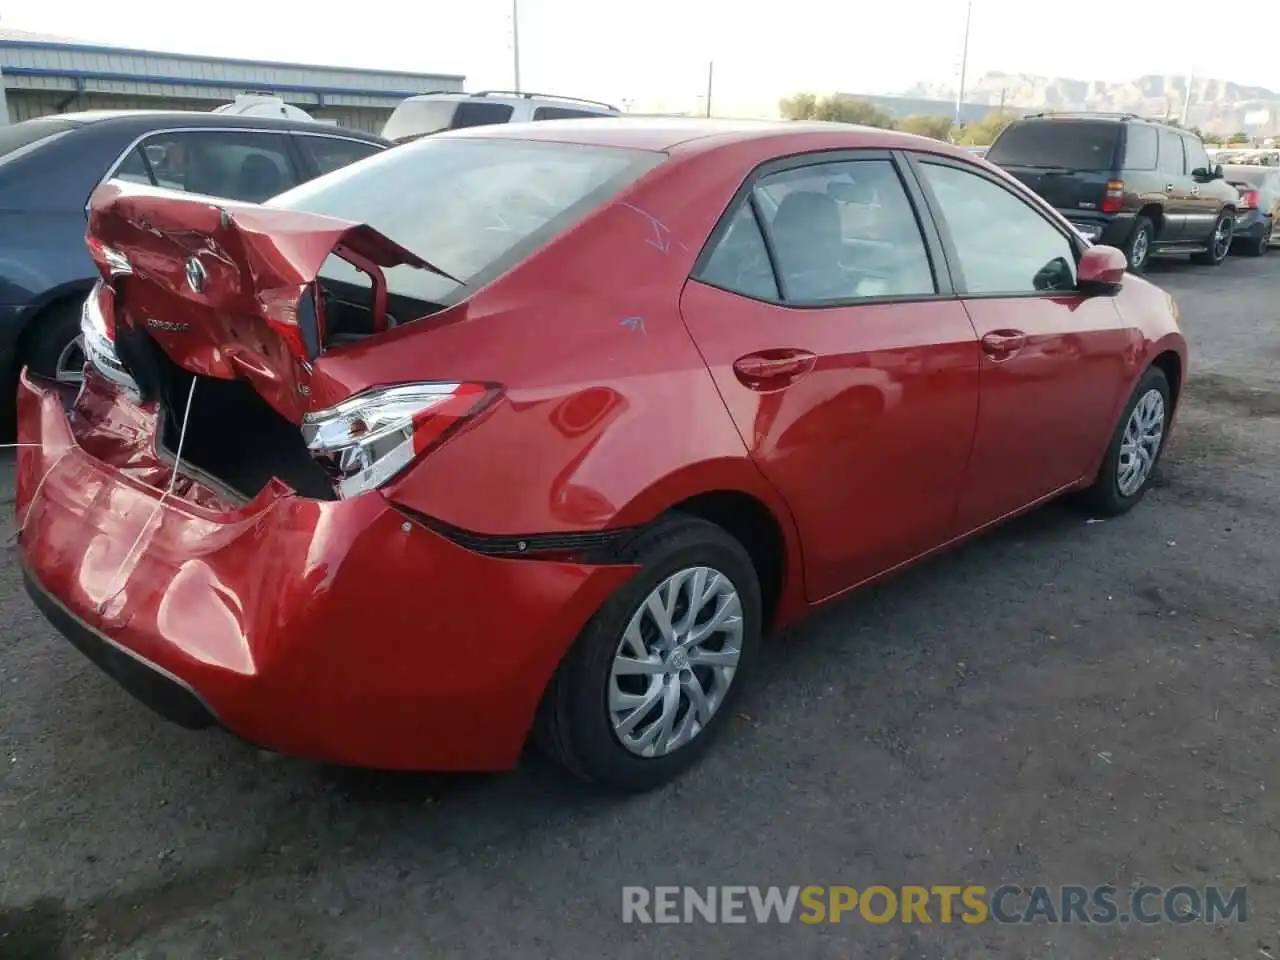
[1078,245,1127,294]
[1214,164,1225,180]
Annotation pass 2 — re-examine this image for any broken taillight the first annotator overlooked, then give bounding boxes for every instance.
[301,382,499,498]
[81,281,139,397]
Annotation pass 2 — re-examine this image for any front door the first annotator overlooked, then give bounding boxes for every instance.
[906,155,1132,532]
[680,152,981,601]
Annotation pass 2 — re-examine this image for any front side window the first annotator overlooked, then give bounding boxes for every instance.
[918,162,1078,295]
[1183,136,1212,175]
[1158,130,1185,176]
[732,158,935,304]
[268,137,664,306]
[136,130,299,202]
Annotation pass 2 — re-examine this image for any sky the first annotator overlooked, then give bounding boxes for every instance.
[4,0,1279,114]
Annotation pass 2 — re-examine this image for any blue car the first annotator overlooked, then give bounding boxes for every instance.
[0,110,387,422]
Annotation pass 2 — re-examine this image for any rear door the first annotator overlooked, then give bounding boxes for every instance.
[680,151,981,601]
[1156,127,1190,242]
[986,119,1121,214]
[906,154,1130,531]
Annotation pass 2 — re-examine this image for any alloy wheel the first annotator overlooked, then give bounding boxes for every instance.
[608,566,743,758]
[1213,218,1233,260]
[1117,388,1165,497]
[1130,228,1150,269]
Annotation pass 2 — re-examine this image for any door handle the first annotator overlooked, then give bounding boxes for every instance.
[1165,183,1176,192]
[732,349,817,391]
[980,330,1027,360]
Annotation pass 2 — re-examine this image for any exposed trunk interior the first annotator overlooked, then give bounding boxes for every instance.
[119,329,337,503]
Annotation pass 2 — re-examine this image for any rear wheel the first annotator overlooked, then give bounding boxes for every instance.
[535,514,762,792]
[1241,232,1268,256]
[1191,211,1233,265]
[1079,366,1171,516]
[1125,216,1154,273]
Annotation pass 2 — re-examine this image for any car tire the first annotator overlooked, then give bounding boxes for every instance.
[1190,211,1234,265]
[534,513,762,792]
[1242,229,1269,257]
[1078,365,1172,517]
[23,298,85,384]
[1125,216,1154,273]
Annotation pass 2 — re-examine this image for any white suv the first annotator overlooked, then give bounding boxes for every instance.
[381,90,621,142]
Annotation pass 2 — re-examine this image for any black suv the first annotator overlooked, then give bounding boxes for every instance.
[986,113,1239,272]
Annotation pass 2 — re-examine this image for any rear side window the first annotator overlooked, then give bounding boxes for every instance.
[296,136,383,176]
[134,130,301,202]
[1157,130,1185,175]
[1122,125,1158,170]
[112,148,155,185]
[533,106,611,120]
[450,101,516,129]
[0,118,78,165]
[986,120,1121,171]
[699,203,780,301]
[268,137,665,306]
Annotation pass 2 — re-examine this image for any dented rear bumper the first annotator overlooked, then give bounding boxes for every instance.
[16,371,634,770]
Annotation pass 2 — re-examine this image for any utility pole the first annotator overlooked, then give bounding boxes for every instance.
[511,0,522,92]
[954,0,973,125]
[705,61,714,118]
[1180,71,1194,127]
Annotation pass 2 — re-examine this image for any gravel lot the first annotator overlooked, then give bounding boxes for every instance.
[1,252,1277,960]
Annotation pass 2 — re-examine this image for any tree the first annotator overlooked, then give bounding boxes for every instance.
[778,93,895,129]
[1228,131,1249,144]
[896,114,954,141]
[955,111,1014,146]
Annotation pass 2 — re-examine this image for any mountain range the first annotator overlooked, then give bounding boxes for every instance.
[902,72,1279,136]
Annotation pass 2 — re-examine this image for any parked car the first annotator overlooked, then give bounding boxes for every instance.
[985,112,1239,273]
[16,119,1187,791]
[0,110,388,412]
[1224,164,1279,255]
[381,90,621,142]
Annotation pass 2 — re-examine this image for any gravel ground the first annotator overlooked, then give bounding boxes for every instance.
[1,252,1277,960]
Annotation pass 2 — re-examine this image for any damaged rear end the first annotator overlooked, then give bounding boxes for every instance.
[72,180,496,506]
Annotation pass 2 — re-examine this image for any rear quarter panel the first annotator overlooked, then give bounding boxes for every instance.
[313,145,804,545]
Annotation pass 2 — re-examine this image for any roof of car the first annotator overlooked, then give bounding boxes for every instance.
[441,116,978,158]
[24,109,387,140]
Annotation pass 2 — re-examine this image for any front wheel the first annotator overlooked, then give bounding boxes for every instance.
[535,515,762,792]
[1079,366,1171,516]
[1191,212,1234,265]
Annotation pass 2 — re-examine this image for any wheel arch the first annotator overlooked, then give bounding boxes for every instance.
[608,459,807,630]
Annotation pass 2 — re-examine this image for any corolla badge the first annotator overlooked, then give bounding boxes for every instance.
[185,256,207,294]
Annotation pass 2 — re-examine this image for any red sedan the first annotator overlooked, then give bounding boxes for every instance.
[16,119,1187,791]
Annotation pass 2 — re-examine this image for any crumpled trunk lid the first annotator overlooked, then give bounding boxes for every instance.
[86,180,444,423]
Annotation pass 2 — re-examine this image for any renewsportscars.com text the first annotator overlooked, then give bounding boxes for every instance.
[622,884,1248,925]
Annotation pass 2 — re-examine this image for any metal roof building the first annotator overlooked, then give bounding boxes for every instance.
[0,28,464,132]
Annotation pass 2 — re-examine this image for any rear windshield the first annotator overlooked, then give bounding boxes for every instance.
[381,100,461,142]
[987,120,1121,171]
[0,118,79,164]
[267,136,665,305]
